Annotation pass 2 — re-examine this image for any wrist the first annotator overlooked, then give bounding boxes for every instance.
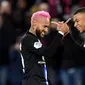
[58,31,64,36]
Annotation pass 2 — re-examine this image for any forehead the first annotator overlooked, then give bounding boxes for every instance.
[38,17,50,25]
[73,13,85,21]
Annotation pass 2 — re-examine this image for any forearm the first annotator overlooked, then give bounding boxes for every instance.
[44,33,63,57]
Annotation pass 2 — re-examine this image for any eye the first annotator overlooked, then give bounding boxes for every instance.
[76,20,79,23]
[44,25,49,28]
[75,19,79,22]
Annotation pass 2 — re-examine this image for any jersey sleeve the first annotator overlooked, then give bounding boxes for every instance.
[44,33,63,57]
[21,33,63,58]
[21,35,45,56]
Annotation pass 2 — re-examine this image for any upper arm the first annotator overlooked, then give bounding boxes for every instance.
[21,36,45,56]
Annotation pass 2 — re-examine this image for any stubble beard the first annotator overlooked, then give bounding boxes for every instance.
[36,28,42,39]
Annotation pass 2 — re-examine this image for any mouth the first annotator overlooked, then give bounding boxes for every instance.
[41,32,46,37]
[42,34,45,37]
[76,27,81,31]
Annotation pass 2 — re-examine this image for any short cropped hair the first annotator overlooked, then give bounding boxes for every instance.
[31,10,51,22]
[74,7,85,15]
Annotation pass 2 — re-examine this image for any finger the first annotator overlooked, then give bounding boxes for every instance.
[62,31,70,39]
[64,31,70,36]
[65,18,71,24]
[59,21,64,23]
[51,21,59,26]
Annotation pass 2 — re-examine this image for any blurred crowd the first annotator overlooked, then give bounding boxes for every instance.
[0,0,85,85]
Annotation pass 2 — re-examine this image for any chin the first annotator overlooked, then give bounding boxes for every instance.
[40,35,44,38]
[80,30,83,33]
[42,36,44,38]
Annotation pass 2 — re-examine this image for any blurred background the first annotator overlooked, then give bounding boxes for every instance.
[0,0,85,85]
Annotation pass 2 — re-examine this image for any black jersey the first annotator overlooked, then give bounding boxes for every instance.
[20,32,63,85]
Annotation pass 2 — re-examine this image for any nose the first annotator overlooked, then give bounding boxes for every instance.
[44,27,49,33]
[74,22,77,27]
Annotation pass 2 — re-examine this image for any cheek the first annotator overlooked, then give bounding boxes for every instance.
[36,28,41,35]
[83,20,85,28]
[81,21,85,27]
[83,24,85,30]
[79,21,83,27]
[39,27,44,33]
[79,21,85,31]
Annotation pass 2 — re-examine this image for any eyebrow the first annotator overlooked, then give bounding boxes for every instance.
[74,18,79,22]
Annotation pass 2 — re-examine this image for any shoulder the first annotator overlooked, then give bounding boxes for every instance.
[21,34,43,49]
[22,34,37,42]
[21,33,40,47]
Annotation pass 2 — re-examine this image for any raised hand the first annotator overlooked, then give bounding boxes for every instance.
[51,18,71,35]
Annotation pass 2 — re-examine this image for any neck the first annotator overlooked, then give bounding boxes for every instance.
[29,27,36,36]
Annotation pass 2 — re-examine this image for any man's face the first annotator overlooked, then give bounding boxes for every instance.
[35,17,50,38]
[73,13,85,33]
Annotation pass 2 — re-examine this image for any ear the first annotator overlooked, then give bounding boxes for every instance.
[32,19,37,28]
